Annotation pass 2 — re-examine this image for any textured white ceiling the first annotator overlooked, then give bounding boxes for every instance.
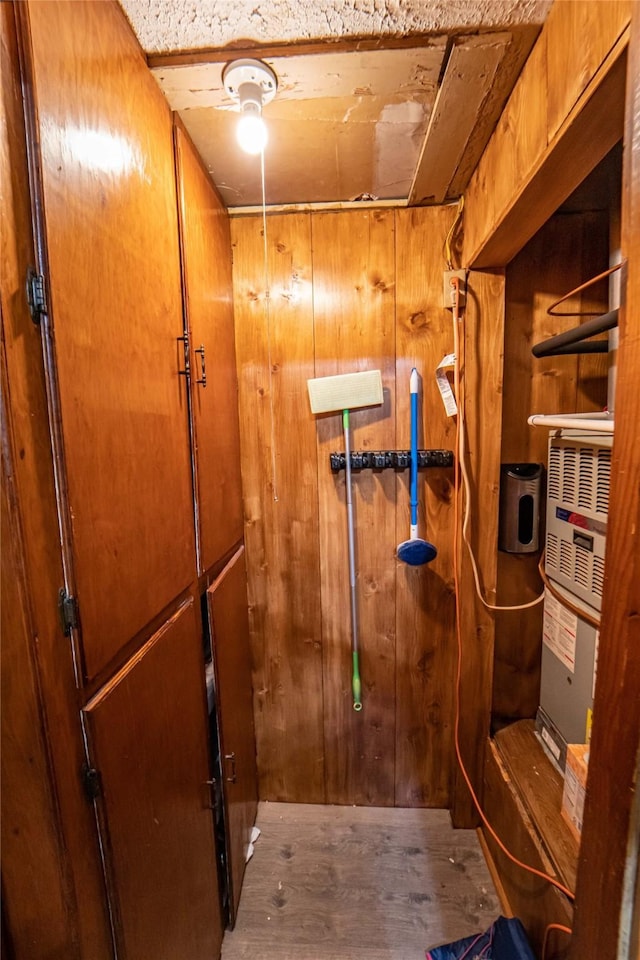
[119,0,551,54]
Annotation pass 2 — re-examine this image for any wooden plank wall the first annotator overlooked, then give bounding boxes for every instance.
[313,210,397,806]
[232,207,503,812]
[394,210,457,809]
[452,268,506,827]
[231,214,325,803]
[494,212,609,722]
[545,0,631,142]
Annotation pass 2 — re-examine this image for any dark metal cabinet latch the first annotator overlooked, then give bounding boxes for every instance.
[194,344,207,387]
[82,763,101,800]
[58,588,79,636]
[26,267,47,325]
[177,334,190,378]
[224,752,237,784]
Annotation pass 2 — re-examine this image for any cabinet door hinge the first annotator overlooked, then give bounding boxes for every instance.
[26,267,47,325]
[82,763,101,800]
[58,588,79,636]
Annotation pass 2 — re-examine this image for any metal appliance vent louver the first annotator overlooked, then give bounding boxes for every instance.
[578,447,594,508]
[548,446,561,500]
[546,532,559,571]
[596,448,611,514]
[561,446,577,504]
[575,548,590,590]
[593,555,605,598]
[559,539,573,578]
[545,432,612,613]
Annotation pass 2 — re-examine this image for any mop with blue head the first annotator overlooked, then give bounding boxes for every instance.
[397,368,437,566]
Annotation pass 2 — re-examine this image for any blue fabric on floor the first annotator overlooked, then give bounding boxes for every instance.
[426,916,536,960]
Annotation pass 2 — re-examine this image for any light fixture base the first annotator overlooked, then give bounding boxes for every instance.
[222,59,278,106]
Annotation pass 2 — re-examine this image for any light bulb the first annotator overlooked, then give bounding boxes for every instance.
[237,113,268,155]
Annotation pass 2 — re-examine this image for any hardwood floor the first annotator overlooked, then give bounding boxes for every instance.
[222,802,501,960]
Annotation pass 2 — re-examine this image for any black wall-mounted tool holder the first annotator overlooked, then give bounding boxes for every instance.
[329,449,454,472]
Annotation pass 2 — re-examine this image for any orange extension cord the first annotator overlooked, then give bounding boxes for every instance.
[449,275,576,910]
[542,923,573,960]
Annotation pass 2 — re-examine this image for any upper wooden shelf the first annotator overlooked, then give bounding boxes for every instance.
[463,1,630,268]
[493,719,579,894]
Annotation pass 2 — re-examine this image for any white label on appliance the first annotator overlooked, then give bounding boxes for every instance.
[541,725,561,761]
[542,589,577,672]
[436,354,458,417]
[593,629,600,699]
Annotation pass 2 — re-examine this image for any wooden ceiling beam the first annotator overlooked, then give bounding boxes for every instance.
[148,30,488,70]
[408,32,511,206]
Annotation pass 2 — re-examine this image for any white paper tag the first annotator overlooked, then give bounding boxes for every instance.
[542,589,577,672]
[245,826,261,863]
[541,725,561,761]
[436,353,457,417]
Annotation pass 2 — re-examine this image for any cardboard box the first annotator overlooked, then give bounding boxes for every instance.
[561,743,589,840]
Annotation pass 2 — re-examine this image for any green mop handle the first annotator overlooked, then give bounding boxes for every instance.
[343,409,363,712]
[352,651,362,712]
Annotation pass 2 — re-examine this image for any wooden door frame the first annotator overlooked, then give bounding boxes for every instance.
[462,6,639,954]
[568,8,640,957]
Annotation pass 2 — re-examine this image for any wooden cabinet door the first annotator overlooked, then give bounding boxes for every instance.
[174,120,244,575]
[207,546,258,923]
[83,599,222,960]
[20,1,195,680]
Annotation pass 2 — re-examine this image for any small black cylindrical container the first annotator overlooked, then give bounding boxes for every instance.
[498,463,543,553]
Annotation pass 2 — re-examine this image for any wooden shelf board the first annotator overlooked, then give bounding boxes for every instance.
[493,719,579,894]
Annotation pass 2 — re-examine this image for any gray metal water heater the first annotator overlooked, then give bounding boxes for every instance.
[498,463,543,553]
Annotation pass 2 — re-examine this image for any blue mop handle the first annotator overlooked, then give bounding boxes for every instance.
[410,368,419,532]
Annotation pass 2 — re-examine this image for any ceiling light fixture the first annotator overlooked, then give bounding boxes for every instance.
[222,58,278,155]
